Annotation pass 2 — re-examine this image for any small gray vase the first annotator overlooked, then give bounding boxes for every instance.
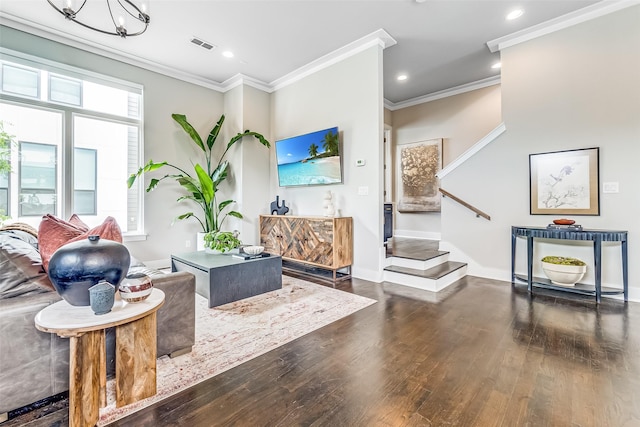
[88,280,115,315]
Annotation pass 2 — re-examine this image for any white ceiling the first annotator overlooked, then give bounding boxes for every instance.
[0,0,607,106]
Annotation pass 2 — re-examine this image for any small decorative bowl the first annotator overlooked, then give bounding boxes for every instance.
[243,245,265,255]
[119,272,153,303]
[541,261,586,286]
[553,218,575,225]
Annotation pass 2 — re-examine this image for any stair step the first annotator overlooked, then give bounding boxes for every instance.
[385,237,440,259]
[391,249,448,262]
[384,261,467,280]
[383,262,467,293]
[384,251,449,270]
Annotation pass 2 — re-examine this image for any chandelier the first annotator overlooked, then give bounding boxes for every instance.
[46,0,150,38]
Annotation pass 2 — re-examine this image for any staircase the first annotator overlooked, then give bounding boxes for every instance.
[383,238,467,292]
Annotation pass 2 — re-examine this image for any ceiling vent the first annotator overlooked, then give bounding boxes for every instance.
[190,37,216,51]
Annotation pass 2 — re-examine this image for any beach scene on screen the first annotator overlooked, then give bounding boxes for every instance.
[276,127,342,187]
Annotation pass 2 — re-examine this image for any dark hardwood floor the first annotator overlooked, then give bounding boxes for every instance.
[7,274,640,427]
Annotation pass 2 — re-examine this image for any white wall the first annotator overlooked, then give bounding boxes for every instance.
[390,85,502,238]
[0,26,225,264]
[270,45,385,281]
[441,7,640,299]
[135,75,223,263]
[219,85,244,238]
[238,85,272,245]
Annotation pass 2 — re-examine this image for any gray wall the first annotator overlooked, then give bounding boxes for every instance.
[0,26,385,278]
[440,7,640,299]
[391,85,502,239]
[6,5,635,293]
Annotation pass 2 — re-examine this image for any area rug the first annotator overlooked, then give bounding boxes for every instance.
[98,275,376,425]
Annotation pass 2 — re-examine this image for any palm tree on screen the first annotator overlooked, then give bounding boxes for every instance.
[308,143,319,158]
[322,130,339,155]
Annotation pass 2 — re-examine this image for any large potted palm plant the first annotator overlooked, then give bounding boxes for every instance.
[127,114,270,250]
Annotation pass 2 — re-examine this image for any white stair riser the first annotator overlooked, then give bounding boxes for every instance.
[387,253,449,270]
[383,265,467,293]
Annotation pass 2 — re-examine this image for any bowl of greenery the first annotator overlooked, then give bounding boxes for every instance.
[541,256,587,286]
[203,230,242,254]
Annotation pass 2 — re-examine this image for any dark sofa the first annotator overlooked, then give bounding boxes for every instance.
[0,227,196,418]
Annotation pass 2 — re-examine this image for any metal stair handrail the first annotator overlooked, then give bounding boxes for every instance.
[439,188,491,221]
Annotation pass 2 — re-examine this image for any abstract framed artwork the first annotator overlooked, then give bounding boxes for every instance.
[529,147,600,215]
[397,138,442,213]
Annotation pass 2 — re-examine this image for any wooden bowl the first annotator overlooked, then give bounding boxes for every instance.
[553,219,575,225]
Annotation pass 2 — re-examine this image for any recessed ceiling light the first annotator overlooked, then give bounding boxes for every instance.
[222,51,234,58]
[506,9,524,20]
[397,74,408,81]
[491,62,502,69]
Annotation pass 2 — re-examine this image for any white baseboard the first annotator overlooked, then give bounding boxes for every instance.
[393,230,441,240]
[470,269,640,304]
[439,240,640,303]
[353,266,384,283]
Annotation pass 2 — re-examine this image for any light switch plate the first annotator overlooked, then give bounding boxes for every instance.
[602,182,619,193]
[356,159,366,167]
[358,186,369,196]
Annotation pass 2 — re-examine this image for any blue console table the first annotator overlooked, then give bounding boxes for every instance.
[511,226,628,303]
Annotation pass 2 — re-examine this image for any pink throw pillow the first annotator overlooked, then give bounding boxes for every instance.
[67,214,89,231]
[38,215,123,272]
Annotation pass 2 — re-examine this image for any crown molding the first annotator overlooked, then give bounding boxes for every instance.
[270,28,397,91]
[1,15,397,97]
[220,73,273,93]
[222,29,397,94]
[0,13,225,92]
[487,0,640,53]
[384,75,501,111]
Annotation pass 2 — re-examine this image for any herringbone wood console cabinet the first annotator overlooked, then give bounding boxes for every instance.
[259,215,353,276]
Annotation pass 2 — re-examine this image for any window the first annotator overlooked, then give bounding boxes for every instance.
[1,63,39,98]
[49,74,82,106]
[19,142,57,217]
[0,124,9,217]
[73,147,96,215]
[0,50,143,234]
[0,171,8,218]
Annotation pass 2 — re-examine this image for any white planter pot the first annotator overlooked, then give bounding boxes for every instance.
[541,261,587,286]
[204,247,239,255]
[196,232,206,251]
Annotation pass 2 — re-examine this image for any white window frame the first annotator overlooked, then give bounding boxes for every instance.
[0,48,145,239]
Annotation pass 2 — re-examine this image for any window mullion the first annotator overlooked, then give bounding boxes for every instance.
[1,92,140,126]
[61,112,73,220]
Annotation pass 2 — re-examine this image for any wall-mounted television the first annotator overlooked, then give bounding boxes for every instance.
[275,126,342,187]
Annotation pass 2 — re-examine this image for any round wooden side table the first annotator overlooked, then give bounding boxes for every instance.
[35,288,165,427]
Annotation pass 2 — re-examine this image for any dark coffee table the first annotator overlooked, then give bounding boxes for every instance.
[170,251,282,308]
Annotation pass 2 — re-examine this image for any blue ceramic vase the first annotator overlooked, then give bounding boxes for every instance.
[89,280,116,315]
[48,235,130,306]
